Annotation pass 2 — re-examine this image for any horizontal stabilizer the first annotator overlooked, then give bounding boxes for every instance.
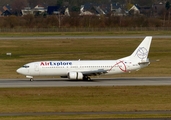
[138,58,150,65]
[138,61,150,65]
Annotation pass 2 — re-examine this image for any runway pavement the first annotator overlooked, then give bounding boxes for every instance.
[0,77,171,88]
[0,111,171,118]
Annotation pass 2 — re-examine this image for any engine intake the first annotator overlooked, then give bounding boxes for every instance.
[68,72,83,80]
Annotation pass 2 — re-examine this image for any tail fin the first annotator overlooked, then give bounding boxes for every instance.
[128,36,152,62]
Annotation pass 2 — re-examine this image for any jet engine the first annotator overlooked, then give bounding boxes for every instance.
[68,72,83,80]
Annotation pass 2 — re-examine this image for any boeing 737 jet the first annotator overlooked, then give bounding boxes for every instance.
[16,36,152,81]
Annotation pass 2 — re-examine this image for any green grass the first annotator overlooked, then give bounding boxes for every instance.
[0,86,171,119]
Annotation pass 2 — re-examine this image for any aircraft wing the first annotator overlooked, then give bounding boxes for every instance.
[81,69,108,76]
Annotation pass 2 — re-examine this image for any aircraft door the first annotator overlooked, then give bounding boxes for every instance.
[34,63,40,75]
[125,61,131,71]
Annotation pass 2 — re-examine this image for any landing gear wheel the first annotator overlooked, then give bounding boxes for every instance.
[87,77,91,81]
[83,76,91,81]
[30,78,34,82]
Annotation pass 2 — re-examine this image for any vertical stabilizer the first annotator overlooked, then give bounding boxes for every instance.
[129,36,152,62]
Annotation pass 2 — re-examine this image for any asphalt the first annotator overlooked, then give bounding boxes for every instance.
[0,110,171,118]
[0,77,171,88]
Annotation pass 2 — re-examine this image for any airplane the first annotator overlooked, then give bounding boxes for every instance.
[16,36,152,81]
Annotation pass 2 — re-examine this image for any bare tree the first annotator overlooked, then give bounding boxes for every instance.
[27,0,40,8]
[11,0,28,15]
[43,0,56,6]
[165,1,171,26]
[0,0,11,6]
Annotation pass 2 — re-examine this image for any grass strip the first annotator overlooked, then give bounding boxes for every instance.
[0,86,171,119]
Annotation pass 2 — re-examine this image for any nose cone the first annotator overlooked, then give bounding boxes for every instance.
[16,68,27,75]
[16,68,22,74]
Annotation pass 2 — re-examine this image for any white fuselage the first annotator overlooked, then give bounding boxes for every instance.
[17,60,148,77]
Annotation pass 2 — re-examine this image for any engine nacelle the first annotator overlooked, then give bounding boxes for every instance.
[68,72,83,80]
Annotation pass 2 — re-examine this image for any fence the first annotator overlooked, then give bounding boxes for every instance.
[0,27,171,32]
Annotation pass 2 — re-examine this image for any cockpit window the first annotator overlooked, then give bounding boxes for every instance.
[22,65,29,68]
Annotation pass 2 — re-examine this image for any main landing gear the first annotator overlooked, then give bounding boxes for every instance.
[83,76,91,81]
[30,78,34,82]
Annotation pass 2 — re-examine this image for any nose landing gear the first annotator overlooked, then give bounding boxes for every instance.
[26,76,34,82]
